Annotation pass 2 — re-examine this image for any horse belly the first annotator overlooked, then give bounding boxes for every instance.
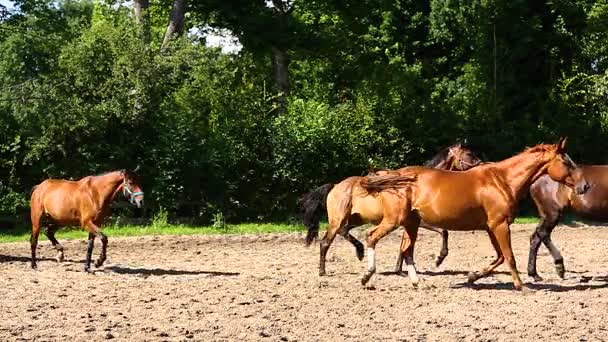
[415,197,486,231]
[351,195,384,225]
[43,195,81,225]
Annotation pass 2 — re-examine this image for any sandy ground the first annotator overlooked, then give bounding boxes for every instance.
[1,223,608,341]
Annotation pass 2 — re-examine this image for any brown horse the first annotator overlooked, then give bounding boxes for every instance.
[30,169,144,271]
[360,138,589,290]
[301,142,481,276]
[527,165,608,281]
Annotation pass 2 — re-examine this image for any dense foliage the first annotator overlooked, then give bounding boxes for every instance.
[1,0,608,222]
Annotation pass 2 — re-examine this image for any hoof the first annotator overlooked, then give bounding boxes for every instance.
[435,256,446,268]
[361,272,373,285]
[529,274,543,282]
[555,263,565,279]
[513,284,523,291]
[56,253,64,263]
[84,266,95,274]
[31,263,37,270]
[467,272,479,283]
[319,270,326,276]
[94,260,104,268]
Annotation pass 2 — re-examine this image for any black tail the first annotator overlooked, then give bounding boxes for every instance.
[298,183,334,246]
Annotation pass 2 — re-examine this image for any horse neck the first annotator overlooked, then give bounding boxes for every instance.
[90,171,124,206]
[492,151,549,200]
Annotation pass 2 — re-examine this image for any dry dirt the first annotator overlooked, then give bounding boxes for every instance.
[1,223,608,341]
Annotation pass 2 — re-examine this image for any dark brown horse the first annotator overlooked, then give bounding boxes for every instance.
[359,138,589,290]
[30,169,144,271]
[299,142,481,276]
[527,165,608,281]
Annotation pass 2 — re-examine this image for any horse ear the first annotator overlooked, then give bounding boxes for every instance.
[558,136,568,151]
[132,165,140,173]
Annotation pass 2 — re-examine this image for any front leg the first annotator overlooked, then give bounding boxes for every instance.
[84,232,95,273]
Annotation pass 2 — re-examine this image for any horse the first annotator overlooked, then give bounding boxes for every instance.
[527,165,608,281]
[359,138,589,290]
[299,142,482,276]
[29,169,144,272]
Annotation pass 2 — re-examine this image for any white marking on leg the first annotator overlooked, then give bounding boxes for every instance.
[407,264,419,285]
[367,247,376,273]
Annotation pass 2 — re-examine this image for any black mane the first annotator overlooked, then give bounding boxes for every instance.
[424,145,453,168]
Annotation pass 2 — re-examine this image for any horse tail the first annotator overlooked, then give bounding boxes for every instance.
[360,172,418,195]
[299,183,334,246]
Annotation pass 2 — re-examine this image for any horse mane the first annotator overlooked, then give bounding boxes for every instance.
[93,170,124,177]
[523,143,555,154]
[424,143,463,167]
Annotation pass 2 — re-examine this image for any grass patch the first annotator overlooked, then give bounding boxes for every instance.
[513,216,539,224]
[0,223,306,244]
[0,217,541,244]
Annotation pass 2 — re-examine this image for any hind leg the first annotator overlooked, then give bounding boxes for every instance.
[30,208,43,269]
[319,224,340,276]
[44,223,64,262]
[339,225,364,261]
[30,227,40,269]
[400,216,421,285]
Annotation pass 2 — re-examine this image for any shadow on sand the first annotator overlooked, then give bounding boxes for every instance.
[450,277,608,292]
[106,265,240,277]
[0,254,83,264]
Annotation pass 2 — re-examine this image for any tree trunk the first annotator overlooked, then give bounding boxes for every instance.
[161,0,187,51]
[133,0,150,45]
[271,46,290,115]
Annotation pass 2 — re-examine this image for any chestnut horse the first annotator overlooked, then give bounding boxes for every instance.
[300,142,481,276]
[30,169,144,271]
[527,165,608,281]
[360,138,589,290]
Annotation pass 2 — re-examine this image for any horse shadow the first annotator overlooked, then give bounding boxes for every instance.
[450,277,608,292]
[379,269,511,277]
[106,265,240,277]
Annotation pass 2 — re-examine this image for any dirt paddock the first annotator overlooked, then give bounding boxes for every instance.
[1,223,608,341]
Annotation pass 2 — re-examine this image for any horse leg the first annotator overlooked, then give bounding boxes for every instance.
[339,224,364,261]
[493,223,523,290]
[94,230,108,268]
[400,218,421,286]
[420,224,449,267]
[44,223,64,262]
[30,207,43,270]
[468,229,504,283]
[527,212,562,281]
[319,224,340,276]
[540,224,565,279]
[361,222,399,286]
[83,221,108,269]
[436,229,449,267]
[84,232,95,273]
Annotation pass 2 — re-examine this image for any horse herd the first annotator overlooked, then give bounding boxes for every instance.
[19,137,608,290]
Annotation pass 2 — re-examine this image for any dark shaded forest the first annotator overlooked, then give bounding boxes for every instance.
[1,0,607,223]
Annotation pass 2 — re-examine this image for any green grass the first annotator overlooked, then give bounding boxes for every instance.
[0,223,306,244]
[513,216,539,224]
[0,217,541,244]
